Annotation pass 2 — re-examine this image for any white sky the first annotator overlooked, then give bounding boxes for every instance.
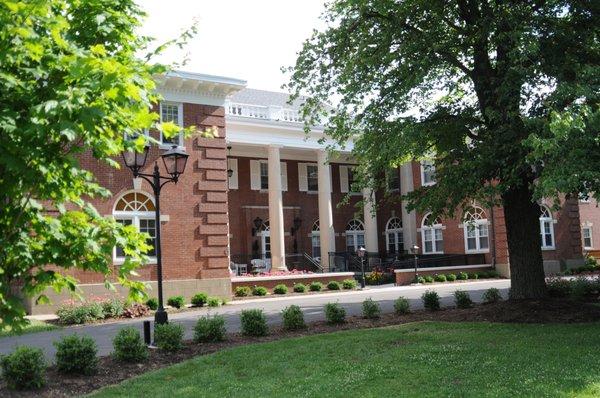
[139,0,327,92]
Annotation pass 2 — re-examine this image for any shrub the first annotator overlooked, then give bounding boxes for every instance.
[102,298,124,318]
[191,293,208,307]
[482,287,502,304]
[468,272,479,280]
[478,271,490,279]
[342,279,358,289]
[394,297,410,314]
[235,286,251,297]
[457,272,469,280]
[362,298,381,319]
[154,323,184,352]
[207,297,221,307]
[56,302,104,325]
[447,273,457,282]
[416,276,426,284]
[194,315,226,343]
[309,281,323,291]
[273,284,289,295]
[324,302,346,324]
[421,290,440,311]
[434,273,447,282]
[167,296,185,309]
[424,275,434,283]
[0,346,46,390]
[293,283,307,293]
[113,327,148,362]
[453,290,473,308]
[240,309,268,336]
[122,303,150,318]
[546,277,572,298]
[487,270,500,278]
[571,277,596,300]
[281,305,305,330]
[252,286,268,296]
[327,280,341,290]
[146,297,158,310]
[54,335,98,375]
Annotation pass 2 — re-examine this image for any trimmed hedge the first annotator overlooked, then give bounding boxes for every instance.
[194,315,226,343]
[113,327,148,362]
[54,334,98,375]
[0,346,46,390]
[240,309,268,336]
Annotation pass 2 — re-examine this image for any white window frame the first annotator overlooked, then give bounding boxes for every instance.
[345,219,365,252]
[113,191,157,264]
[539,205,556,250]
[311,220,321,259]
[385,217,403,254]
[386,168,401,192]
[420,160,436,186]
[159,102,184,148]
[583,226,593,250]
[259,160,269,190]
[257,221,271,259]
[421,213,444,254]
[462,207,490,254]
[306,164,319,192]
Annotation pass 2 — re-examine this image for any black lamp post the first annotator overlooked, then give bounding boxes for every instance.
[411,244,420,283]
[357,246,366,289]
[122,144,189,325]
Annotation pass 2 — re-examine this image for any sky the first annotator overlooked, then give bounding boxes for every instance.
[139,0,327,92]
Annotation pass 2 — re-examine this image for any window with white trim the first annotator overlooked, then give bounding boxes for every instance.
[463,206,489,253]
[113,191,157,261]
[387,168,400,192]
[347,167,358,192]
[421,213,443,253]
[259,161,269,190]
[385,217,403,254]
[539,205,555,250]
[307,164,319,192]
[159,102,183,147]
[420,160,436,186]
[583,226,593,249]
[257,220,271,258]
[311,220,321,258]
[345,219,365,252]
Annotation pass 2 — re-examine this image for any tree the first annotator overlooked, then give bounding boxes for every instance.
[287,0,598,299]
[0,0,196,330]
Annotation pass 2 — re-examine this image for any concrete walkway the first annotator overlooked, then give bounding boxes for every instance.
[0,279,510,360]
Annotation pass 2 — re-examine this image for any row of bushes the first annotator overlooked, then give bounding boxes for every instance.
[234,279,357,297]
[149,294,224,310]
[56,299,148,325]
[546,276,600,300]
[416,270,500,284]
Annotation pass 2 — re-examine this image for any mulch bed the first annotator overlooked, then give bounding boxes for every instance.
[3,298,600,398]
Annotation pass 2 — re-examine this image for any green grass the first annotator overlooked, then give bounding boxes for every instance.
[91,322,600,398]
[0,319,58,338]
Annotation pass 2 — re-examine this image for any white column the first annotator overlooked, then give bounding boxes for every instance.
[400,162,417,250]
[363,188,379,253]
[317,150,335,270]
[267,145,286,270]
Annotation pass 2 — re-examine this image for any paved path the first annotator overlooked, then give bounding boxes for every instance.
[0,279,510,360]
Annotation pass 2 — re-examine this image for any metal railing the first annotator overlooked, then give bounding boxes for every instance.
[229,253,323,275]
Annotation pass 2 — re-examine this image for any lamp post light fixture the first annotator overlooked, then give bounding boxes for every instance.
[357,246,367,289]
[122,144,189,325]
[410,244,420,283]
[226,145,233,178]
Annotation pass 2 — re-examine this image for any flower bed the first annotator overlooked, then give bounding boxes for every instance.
[231,272,355,295]
[394,265,501,285]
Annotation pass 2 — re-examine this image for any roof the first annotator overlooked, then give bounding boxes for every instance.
[230,88,306,110]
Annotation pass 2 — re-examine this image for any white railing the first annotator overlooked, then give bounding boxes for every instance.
[226,102,302,123]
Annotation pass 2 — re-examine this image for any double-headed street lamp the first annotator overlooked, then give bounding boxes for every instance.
[122,144,189,325]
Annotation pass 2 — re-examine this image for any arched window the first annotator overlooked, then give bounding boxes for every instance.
[113,191,156,261]
[345,219,365,252]
[463,207,489,253]
[421,213,443,254]
[540,205,555,249]
[386,217,403,254]
[257,220,271,258]
[311,220,320,258]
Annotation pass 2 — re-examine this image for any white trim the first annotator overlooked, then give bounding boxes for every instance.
[420,160,436,186]
[539,205,555,250]
[395,264,492,273]
[159,101,184,148]
[232,271,354,283]
[421,213,444,254]
[582,226,593,250]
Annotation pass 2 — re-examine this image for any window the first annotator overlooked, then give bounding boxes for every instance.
[307,164,319,192]
[583,226,593,249]
[345,219,365,252]
[250,160,287,191]
[421,213,443,253]
[386,217,403,254]
[420,160,436,186]
[539,205,555,250]
[347,167,357,192]
[387,168,400,192]
[462,206,489,253]
[257,220,271,258]
[113,191,157,261]
[259,161,269,190]
[311,220,321,258]
[159,102,183,146]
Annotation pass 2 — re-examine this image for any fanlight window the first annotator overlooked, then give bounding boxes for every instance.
[346,219,365,231]
[421,213,443,253]
[386,217,403,254]
[312,220,320,232]
[462,206,489,252]
[346,219,365,252]
[257,220,270,233]
[113,191,156,261]
[311,219,320,258]
[114,192,155,212]
[539,205,555,249]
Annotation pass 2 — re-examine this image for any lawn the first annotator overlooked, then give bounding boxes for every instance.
[0,319,58,338]
[91,322,600,398]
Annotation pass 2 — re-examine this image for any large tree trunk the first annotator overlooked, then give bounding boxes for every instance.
[502,182,547,299]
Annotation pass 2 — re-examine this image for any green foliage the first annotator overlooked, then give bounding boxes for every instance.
[394,297,410,314]
[281,305,306,331]
[457,272,469,280]
[342,279,357,289]
[327,281,341,290]
[453,290,473,309]
[324,302,346,324]
[252,286,268,296]
[56,301,104,324]
[235,286,251,297]
[154,323,184,352]
[424,275,434,283]
[293,283,307,293]
[102,298,124,318]
[468,273,479,280]
[207,297,221,307]
[482,288,503,304]
[309,282,323,291]
[54,334,98,375]
[416,276,426,284]
[273,284,289,295]
[421,290,440,311]
[546,277,573,298]
[146,298,158,310]
[240,309,268,337]
[446,273,457,282]
[167,296,185,309]
[570,277,598,301]
[0,346,46,390]
[194,315,226,343]
[362,298,381,319]
[113,327,148,362]
[191,293,208,307]
[434,274,447,282]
